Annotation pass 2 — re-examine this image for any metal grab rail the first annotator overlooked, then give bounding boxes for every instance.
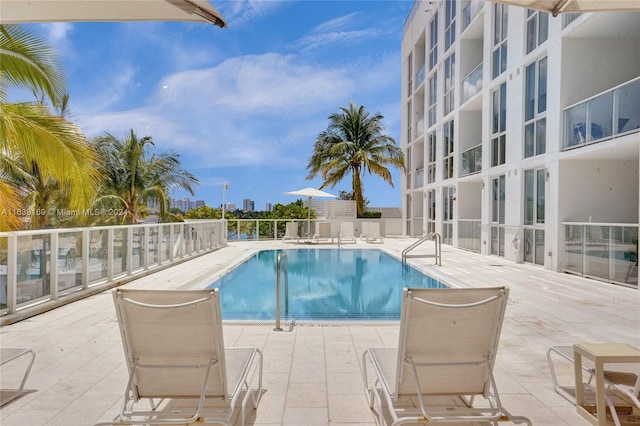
[402,233,442,266]
[274,251,289,331]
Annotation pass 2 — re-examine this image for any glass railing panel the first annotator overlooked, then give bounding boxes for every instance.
[583,225,610,278]
[414,168,425,188]
[130,227,143,271]
[415,117,425,139]
[564,224,583,275]
[458,220,481,252]
[162,225,171,261]
[611,226,637,285]
[615,78,640,134]
[0,236,6,311]
[462,63,483,103]
[460,144,482,176]
[113,228,127,276]
[89,230,108,283]
[564,77,639,149]
[462,0,484,31]
[415,64,426,89]
[16,234,50,304]
[147,226,160,266]
[173,224,183,258]
[58,231,82,293]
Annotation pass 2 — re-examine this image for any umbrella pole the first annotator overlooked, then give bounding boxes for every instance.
[307,196,312,240]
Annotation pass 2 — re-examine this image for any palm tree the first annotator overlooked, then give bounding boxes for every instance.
[306,102,405,216]
[0,24,98,230]
[92,129,199,224]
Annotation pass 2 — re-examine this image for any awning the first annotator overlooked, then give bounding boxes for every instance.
[493,0,640,17]
[0,0,226,27]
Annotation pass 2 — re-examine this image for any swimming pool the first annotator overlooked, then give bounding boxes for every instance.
[208,249,448,320]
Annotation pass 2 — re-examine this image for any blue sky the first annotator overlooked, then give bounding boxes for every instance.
[27,0,413,210]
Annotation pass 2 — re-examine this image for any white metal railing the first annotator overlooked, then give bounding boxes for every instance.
[461,62,483,104]
[0,220,226,317]
[402,233,442,265]
[273,251,289,331]
[563,76,639,150]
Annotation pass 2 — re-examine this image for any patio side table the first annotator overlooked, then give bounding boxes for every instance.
[574,343,640,425]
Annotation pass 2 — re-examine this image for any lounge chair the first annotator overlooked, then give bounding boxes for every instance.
[282,221,300,243]
[365,222,384,244]
[547,345,640,426]
[0,348,36,407]
[362,286,532,425]
[339,222,356,244]
[103,289,263,426]
[313,222,333,244]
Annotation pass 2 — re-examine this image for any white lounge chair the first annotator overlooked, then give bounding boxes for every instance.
[313,222,333,244]
[103,289,263,426]
[282,221,300,243]
[362,286,532,425]
[365,221,384,243]
[0,348,35,407]
[339,222,356,244]
[547,345,640,426]
[360,221,371,241]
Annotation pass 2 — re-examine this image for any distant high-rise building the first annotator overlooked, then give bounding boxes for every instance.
[170,197,205,211]
[243,199,255,212]
[265,203,272,212]
[225,202,236,212]
[194,200,205,208]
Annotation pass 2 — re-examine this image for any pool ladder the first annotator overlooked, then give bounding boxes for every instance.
[274,251,289,331]
[402,233,442,266]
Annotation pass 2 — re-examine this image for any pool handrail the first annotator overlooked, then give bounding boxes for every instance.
[274,251,289,331]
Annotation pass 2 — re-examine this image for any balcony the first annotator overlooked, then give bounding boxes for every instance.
[563,223,638,287]
[563,76,639,150]
[461,63,483,104]
[458,219,481,253]
[460,144,482,177]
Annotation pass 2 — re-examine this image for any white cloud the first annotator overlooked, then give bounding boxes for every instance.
[75,51,400,169]
[216,0,285,28]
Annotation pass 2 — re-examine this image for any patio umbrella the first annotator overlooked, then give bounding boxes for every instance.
[0,0,226,27]
[492,0,640,16]
[284,187,337,238]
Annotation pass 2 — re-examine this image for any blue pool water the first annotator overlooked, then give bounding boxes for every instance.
[208,249,448,320]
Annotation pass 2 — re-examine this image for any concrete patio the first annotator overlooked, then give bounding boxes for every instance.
[0,237,638,425]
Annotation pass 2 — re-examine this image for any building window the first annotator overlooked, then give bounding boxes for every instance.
[524,169,545,226]
[491,82,506,166]
[491,175,505,256]
[428,73,438,126]
[492,3,508,79]
[407,53,413,96]
[445,0,456,51]
[429,13,438,70]
[443,119,454,179]
[444,53,455,115]
[524,56,547,158]
[442,186,454,245]
[427,132,437,184]
[427,189,436,234]
[526,9,548,54]
[524,169,545,265]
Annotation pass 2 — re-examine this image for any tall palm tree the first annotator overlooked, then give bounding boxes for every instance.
[92,129,199,224]
[0,24,98,230]
[306,102,405,216]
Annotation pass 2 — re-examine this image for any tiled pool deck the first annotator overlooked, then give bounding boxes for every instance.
[1,237,638,425]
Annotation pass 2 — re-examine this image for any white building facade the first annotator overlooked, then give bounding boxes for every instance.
[401,1,639,288]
